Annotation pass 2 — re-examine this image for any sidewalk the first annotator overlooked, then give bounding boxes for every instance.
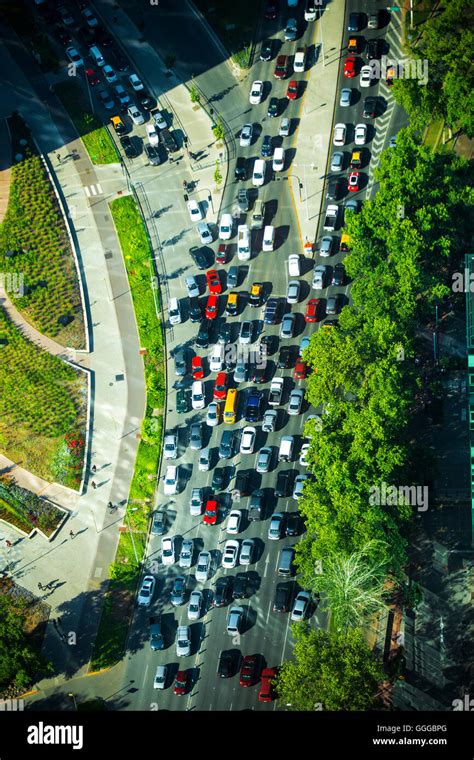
[0,118,11,224]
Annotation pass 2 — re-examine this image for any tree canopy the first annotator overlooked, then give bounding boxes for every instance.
[0,592,50,691]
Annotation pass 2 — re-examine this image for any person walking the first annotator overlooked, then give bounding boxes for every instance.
[69,530,75,539]
[38,582,44,591]
[91,481,97,489]
[91,464,97,473]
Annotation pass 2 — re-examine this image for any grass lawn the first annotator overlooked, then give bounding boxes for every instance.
[90,195,164,670]
[0,307,87,489]
[55,81,118,166]
[0,114,86,348]
[423,118,444,150]
[193,0,260,67]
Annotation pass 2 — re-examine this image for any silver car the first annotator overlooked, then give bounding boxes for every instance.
[339,88,352,107]
[312,265,328,290]
[206,401,220,427]
[179,539,194,569]
[195,550,212,582]
[239,538,254,566]
[256,446,272,473]
[239,321,253,344]
[185,275,199,299]
[319,236,333,257]
[174,348,187,376]
[189,422,202,451]
[288,388,304,416]
[290,590,311,621]
[262,409,277,433]
[153,664,167,690]
[330,152,344,173]
[187,590,203,620]
[293,473,309,500]
[234,356,248,383]
[280,312,296,339]
[268,512,284,540]
[198,447,211,472]
[284,18,297,41]
[240,123,253,147]
[287,280,300,304]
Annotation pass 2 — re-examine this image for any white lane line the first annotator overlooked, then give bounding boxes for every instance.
[263,553,270,578]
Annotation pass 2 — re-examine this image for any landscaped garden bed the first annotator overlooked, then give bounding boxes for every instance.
[0,113,85,349]
[0,478,65,537]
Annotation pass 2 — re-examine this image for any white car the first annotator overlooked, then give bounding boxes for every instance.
[192,381,205,410]
[291,590,311,621]
[252,159,265,187]
[168,297,181,325]
[127,104,144,126]
[206,401,221,427]
[82,7,98,26]
[153,665,167,690]
[209,344,224,372]
[179,538,194,569]
[161,536,176,565]
[268,512,284,540]
[153,110,168,130]
[319,236,333,257]
[293,47,306,73]
[354,123,368,145]
[137,575,155,606]
[195,551,211,582]
[293,473,309,500]
[146,124,159,146]
[129,73,144,91]
[103,65,118,84]
[333,123,346,146]
[198,448,211,472]
[272,147,285,172]
[222,539,240,569]
[249,80,264,105]
[300,442,310,466]
[187,200,203,222]
[240,123,253,147]
[226,509,242,534]
[359,65,372,88]
[187,590,203,620]
[279,117,290,137]
[163,431,178,459]
[312,265,328,290]
[288,388,304,416]
[184,275,199,298]
[239,538,254,566]
[287,280,300,304]
[176,625,191,657]
[163,466,178,495]
[66,47,84,67]
[219,213,233,240]
[197,222,213,244]
[240,426,256,455]
[288,254,301,277]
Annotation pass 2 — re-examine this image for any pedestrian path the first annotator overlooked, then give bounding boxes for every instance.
[0,118,11,224]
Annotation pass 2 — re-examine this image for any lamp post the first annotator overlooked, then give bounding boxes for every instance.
[125,507,140,567]
[68,693,77,711]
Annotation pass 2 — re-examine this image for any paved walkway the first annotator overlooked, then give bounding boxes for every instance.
[0,118,11,224]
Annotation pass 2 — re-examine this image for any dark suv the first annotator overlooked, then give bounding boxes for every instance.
[188,297,202,323]
[232,572,248,599]
[235,157,247,180]
[365,39,381,60]
[264,297,279,324]
[195,319,211,349]
[267,97,279,118]
[275,470,290,498]
[273,583,292,612]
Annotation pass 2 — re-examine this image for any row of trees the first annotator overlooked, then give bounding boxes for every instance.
[275,128,473,709]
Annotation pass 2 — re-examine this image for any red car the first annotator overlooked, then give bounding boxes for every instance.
[305,298,321,323]
[205,294,218,320]
[203,499,218,526]
[239,655,259,687]
[174,670,189,696]
[348,171,360,192]
[344,56,356,78]
[216,244,227,265]
[286,80,298,100]
[86,67,100,86]
[258,667,277,702]
[206,269,222,294]
[264,0,278,20]
[274,54,288,80]
[192,355,204,379]
[213,372,227,400]
[294,360,307,380]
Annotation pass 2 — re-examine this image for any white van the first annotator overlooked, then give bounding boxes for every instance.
[237,224,251,261]
[272,147,285,172]
[168,297,181,325]
[252,159,265,187]
[89,45,105,67]
[278,435,294,462]
[262,225,275,252]
[209,343,225,372]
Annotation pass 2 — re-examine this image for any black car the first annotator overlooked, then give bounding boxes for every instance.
[94,26,113,47]
[264,297,279,324]
[331,262,346,286]
[348,11,364,31]
[213,577,232,607]
[285,512,300,537]
[362,96,377,118]
[55,25,72,45]
[176,388,189,413]
[237,187,250,212]
[144,144,161,165]
[248,489,264,520]
[188,297,202,323]
[250,365,266,384]
[234,156,247,181]
[273,583,292,612]
[170,576,186,606]
[227,266,239,289]
[365,39,381,60]
[76,26,95,46]
[217,322,231,345]
[139,92,155,111]
[189,245,212,270]
[264,0,279,20]
[174,347,187,376]
[218,650,236,678]
[260,40,273,61]
[195,319,211,349]
[159,128,178,153]
[267,97,279,118]
[326,179,342,201]
[212,468,225,491]
[110,48,129,72]
[275,470,290,498]
[234,469,250,499]
[277,346,292,368]
[232,572,248,599]
[261,135,273,157]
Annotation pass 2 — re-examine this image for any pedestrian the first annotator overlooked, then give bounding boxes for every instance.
[69,529,75,539]
[107,501,113,510]
[38,582,44,591]
[5,540,12,548]
[91,481,97,489]
[46,582,54,590]
[56,153,61,164]
[91,464,97,473]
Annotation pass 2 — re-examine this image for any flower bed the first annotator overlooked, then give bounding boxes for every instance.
[0,477,65,537]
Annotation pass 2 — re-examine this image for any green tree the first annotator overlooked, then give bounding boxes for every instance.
[0,593,51,690]
[189,78,201,105]
[275,626,384,711]
[212,116,225,142]
[213,161,222,187]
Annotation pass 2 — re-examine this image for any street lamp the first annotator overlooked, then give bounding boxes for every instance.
[68,693,77,711]
[125,508,141,567]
